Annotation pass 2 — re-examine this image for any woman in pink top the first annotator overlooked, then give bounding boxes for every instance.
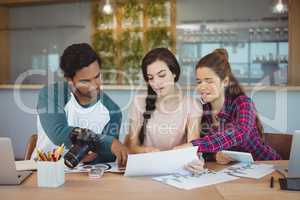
[126,48,203,154]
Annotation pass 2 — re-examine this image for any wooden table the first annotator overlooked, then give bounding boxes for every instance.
[1,161,299,200]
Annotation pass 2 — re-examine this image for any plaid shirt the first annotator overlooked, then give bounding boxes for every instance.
[191,95,281,161]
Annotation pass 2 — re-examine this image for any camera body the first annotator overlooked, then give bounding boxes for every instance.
[64,127,102,168]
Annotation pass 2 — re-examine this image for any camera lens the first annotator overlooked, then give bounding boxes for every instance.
[64,144,90,168]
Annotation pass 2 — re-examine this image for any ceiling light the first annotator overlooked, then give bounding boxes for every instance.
[273,0,287,14]
[103,0,113,15]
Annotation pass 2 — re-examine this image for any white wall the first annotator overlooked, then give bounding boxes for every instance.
[9,1,91,83]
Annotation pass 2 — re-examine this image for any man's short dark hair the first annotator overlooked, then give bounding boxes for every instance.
[60,43,101,78]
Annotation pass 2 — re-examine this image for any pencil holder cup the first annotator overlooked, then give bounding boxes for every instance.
[37,159,65,187]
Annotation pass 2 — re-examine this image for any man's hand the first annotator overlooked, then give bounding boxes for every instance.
[81,151,97,163]
[111,139,128,168]
[216,152,234,165]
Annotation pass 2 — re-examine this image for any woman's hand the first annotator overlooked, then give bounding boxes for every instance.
[216,152,234,165]
[184,159,205,175]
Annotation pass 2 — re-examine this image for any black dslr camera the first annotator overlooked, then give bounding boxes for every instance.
[64,127,102,168]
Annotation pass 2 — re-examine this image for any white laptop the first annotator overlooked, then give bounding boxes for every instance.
[276,133,300,178]
[0,137,32,185]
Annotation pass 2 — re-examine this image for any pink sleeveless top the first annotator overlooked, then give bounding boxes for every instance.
[128,94,202,150]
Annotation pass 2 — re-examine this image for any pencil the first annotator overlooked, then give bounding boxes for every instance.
[270,176,274,188]
[54,144,64,160]
[37,149,47,161]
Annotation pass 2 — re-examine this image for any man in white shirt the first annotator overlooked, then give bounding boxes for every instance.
[33,43,128,167]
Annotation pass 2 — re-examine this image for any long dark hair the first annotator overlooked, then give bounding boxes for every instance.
[195,48,264,139]
[139,47,181,144]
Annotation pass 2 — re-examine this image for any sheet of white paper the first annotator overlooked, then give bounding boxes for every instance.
[15,160,37,171]
[223,163,274,179]
[124,147,198,177]
[153,168,239,190]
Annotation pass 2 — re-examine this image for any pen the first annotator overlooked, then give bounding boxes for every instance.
[42,152,49,161]
[270,176,274,188]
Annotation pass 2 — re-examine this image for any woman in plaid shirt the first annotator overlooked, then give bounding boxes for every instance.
[182,48,281,164]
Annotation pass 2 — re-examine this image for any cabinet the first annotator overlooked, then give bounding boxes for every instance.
[177,23,288,86]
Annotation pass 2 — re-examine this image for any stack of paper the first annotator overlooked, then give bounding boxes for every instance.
[15,160,37,171]
[153,168,239,190]
[223,163,274,179]
[64,163,113,173]
[153,163,274,190]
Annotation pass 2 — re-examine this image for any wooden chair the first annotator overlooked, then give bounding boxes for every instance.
[24,134,37,160]
[264,133,293,160]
